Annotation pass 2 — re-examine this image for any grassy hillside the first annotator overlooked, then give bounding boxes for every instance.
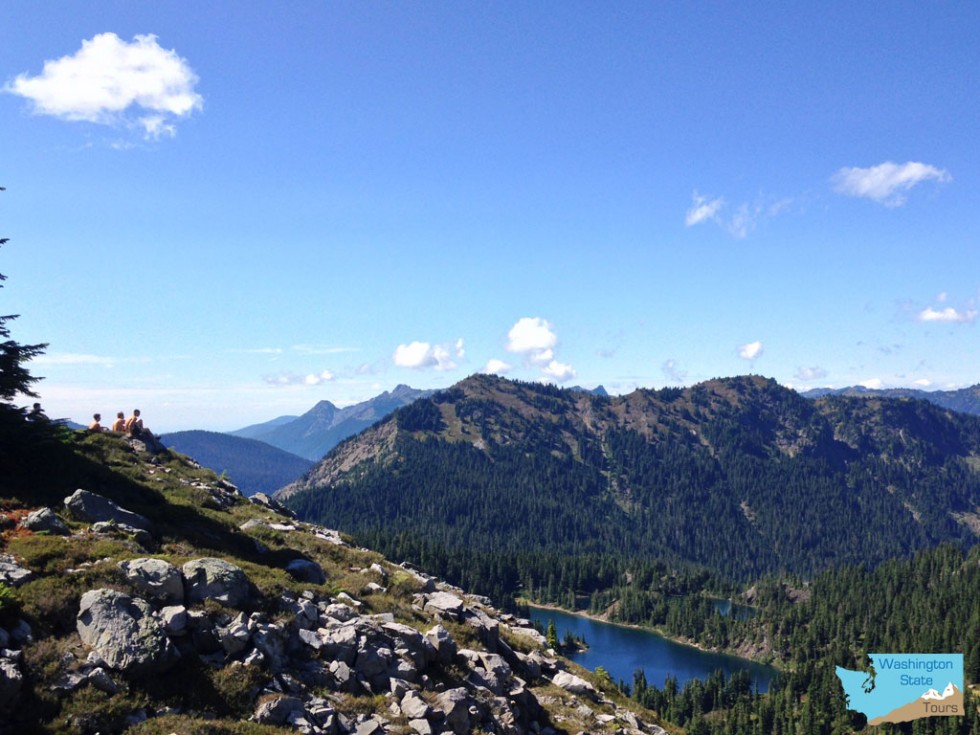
[0,427,666,735]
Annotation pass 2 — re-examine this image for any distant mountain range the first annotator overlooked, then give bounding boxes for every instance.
[229,384,432,460]
[160,385,432,493]
[160,430,312,496]
[801,384,980,416]
[281,374,980,597]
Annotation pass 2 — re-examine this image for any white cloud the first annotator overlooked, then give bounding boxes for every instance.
[860,377,884,390]
[506,317,557,358]
[795,366,828,382]
[4,33,203,139]
[737,341,764,360]
[685,192,724,227]
[917,306,977,324]
[481,358,513,376]
[304,370,335,386]
[392,339,464,371]
[831,161,951,207]
[661,358,687,383]
[913,378,933,387]
[542,360,577,382]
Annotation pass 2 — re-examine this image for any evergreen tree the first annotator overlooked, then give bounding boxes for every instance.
[0,186,47,409]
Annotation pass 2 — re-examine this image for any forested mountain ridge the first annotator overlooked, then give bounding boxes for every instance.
[281,374,980,595]
[160,429,313,496]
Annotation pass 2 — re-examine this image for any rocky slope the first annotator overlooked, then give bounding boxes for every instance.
[0,430,666,735]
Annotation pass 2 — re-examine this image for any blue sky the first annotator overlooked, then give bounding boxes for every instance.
[2,3,978,431]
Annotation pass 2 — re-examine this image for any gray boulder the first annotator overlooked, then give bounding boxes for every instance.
[76,589,178,677]
[400,690,430,720]
[0,555,33,587]
[425,625,457,665]
[19,507,70,535]
[552,670,597,698]
[423,591,464,621]
[118,558,184,603]
[434,687,475,735]
[182,558,251,608]
[64,489,151,532]
[254,695,305,725]
[285,558,326,585]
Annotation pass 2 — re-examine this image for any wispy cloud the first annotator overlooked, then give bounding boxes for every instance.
[685,191,794,239]
[4,32,203,139]
[392,338,464,371]
[263,369,335,387]
[34,352,118,368]
[661,358,687,383]
[795,366,828,382]
[685,192,724,227]
[292,345,360,356]
[230,347,284,355]
[831,161,950,207]
[917,306,977,324]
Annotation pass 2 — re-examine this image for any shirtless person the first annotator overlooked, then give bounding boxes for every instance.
[125,409,146,436]
[88,413,105,432]
[110,412,126,432]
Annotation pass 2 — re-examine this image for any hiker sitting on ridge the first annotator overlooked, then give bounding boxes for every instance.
[110,412,126,432]
[88,413,105,432]
[125,409,150,437]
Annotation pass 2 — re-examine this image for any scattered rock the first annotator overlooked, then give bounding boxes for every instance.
[64,489,152,532]
[19,507,70,535]
[76,589,178,677]
[254,695,304,725]
[182,558,251,608]
[0,555,33,588]
[118,558,184,603]
[285,558,326,585]
[552,670,597,698]
[423,591,464,621]
[434,687,476,735]
[250,493,296,517]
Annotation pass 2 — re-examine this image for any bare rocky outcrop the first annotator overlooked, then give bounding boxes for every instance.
[19,507,69,535]
[76,589,178,677]
[118,558,184,604]
[182,557,251,607]
[0,555,33,587]
[64,489,152,531]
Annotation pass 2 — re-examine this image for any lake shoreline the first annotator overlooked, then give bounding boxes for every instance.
[523,600,779,670]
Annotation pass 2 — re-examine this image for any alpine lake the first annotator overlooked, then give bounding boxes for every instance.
[528,605,778,693]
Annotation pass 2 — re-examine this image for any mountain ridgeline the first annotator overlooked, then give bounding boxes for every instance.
[160,430,313,496]
[231,384,432,461]
[282,374,980,601]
